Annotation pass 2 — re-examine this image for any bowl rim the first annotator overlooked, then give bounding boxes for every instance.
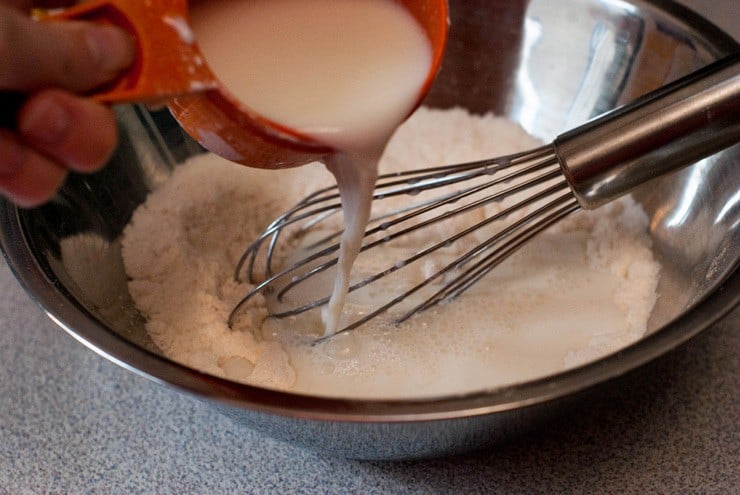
[1,0,738,423]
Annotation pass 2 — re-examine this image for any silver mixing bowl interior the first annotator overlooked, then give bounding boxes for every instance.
[1,0,738,459]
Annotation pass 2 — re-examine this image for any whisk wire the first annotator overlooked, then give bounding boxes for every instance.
[229,145,581,337]
[275,165,564,302]
[236,146,557,283]
[315,190,578,342]
[230,154,561,313]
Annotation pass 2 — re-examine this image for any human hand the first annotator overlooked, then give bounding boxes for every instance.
[0,1,134,207]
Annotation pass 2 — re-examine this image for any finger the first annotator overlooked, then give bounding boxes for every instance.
[18,89,118,172]
[0,130,67,207]
[0,5,135,92]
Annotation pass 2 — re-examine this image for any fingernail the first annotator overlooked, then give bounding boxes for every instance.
[84,26,136,76]
[20,98,71,145]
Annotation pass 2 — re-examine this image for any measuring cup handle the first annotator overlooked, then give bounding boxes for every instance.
[39,0,218,104]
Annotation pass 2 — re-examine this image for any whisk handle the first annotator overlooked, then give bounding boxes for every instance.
[555,52,740,209]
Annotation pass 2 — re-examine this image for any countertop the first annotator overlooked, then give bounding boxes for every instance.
[1,2,738,494]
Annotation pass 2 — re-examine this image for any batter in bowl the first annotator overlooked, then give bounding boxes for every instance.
[120,107,660,399]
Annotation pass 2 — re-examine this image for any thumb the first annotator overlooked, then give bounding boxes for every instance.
[0,5,135,93]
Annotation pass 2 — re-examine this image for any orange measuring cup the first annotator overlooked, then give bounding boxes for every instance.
[43,0,448,169]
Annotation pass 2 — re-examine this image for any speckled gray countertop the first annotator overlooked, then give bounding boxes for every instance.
[1,2,738,494]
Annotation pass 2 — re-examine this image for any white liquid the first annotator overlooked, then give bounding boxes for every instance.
[320,154,378,334]
[190,0,433,334]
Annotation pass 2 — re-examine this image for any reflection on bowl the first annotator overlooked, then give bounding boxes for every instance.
[0,0,737,459]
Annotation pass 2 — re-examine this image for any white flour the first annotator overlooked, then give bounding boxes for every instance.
[121,108,661,399]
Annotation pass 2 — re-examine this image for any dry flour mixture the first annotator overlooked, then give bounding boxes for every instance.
[121,108,661,399]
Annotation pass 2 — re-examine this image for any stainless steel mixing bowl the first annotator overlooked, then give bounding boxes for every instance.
[1,0,737,460]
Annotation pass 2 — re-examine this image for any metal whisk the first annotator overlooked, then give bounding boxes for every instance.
[230,53,740,340]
